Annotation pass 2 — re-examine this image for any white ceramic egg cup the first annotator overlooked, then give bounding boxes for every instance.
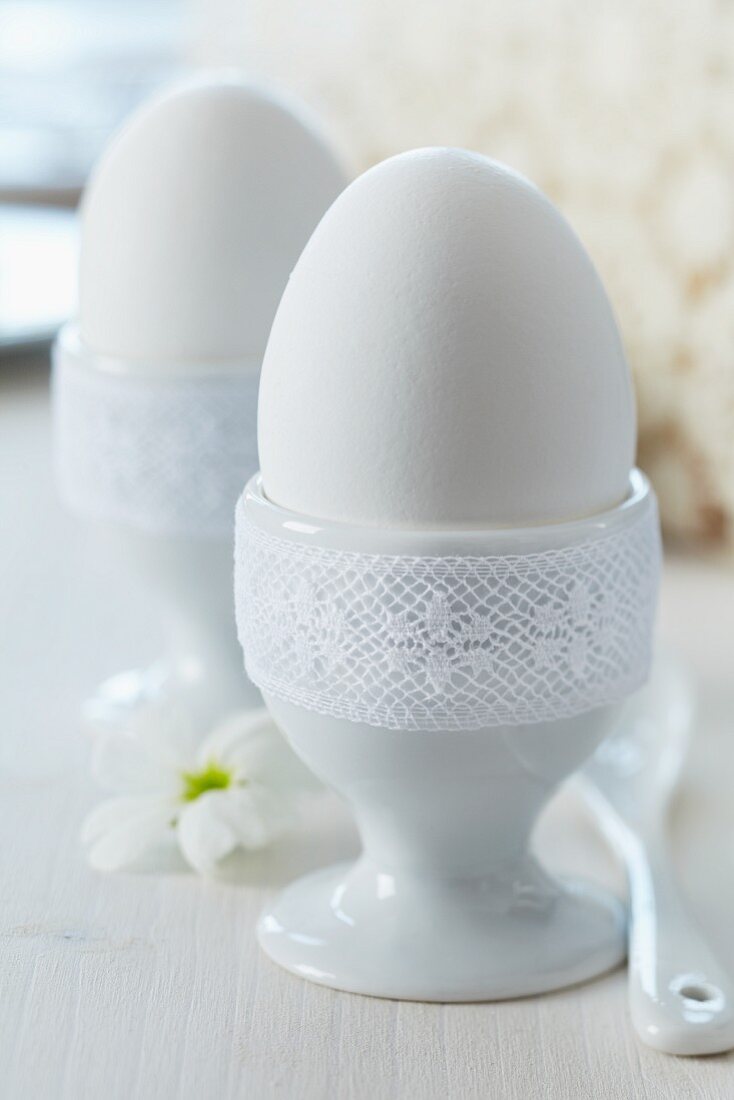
[54,324,261,733]
[236,474,660,1001]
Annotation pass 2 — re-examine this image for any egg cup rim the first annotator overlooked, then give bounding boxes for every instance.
[240,469,655,558]
[56,321,262,380]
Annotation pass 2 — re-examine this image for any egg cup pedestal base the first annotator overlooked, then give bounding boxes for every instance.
[256,697,628,1003]
[258,856,626,1001]
[83,658,262,734]
[83,527,261,734]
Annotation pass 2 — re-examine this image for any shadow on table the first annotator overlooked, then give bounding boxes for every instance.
[119,791,360,889]
[218,794,360,889]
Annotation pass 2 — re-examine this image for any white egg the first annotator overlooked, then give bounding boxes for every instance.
[79,77,348,367]
[259,148,636,528]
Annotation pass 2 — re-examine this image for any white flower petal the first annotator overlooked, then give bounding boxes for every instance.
[202,710,319,796]
[176,780,299,873]
[225,785,296,848]
[83,797,178,872]
[177,794,239,875]
[196,708,271,766]
[81,794,162,844]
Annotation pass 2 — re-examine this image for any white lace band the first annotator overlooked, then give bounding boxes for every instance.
[53,334,259,538]
[235,476,661,731]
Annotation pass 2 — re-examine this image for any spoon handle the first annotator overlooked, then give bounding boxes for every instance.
[626,827,734,1055]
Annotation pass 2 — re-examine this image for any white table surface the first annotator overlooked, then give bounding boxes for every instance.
[2,355,734,1100]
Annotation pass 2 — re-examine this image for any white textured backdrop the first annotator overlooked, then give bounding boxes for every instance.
[194,0,734,546]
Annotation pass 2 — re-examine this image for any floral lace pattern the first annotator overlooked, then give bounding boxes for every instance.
[235,496,661,731]
[53,355,259,537]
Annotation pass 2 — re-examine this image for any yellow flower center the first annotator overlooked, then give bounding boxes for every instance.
[181,761,233,802]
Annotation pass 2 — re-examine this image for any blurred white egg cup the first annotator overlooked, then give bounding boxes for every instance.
[53,324,263,730]
[235,471,661,1000]
[51,77,347,734]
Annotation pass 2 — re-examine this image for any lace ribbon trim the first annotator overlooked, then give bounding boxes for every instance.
[235,495,661,731]
[53,354,259,538]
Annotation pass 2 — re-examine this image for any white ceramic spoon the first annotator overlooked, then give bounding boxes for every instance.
[578,652,734,1055]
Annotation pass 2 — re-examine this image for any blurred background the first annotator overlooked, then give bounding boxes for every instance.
[2,0,734,548]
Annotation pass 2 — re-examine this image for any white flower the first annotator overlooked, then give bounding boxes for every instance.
[81,706,318,876]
